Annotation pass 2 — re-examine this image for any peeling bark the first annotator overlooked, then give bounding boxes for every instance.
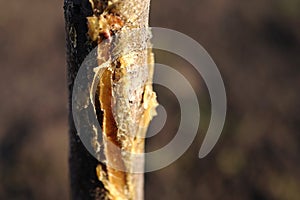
[65,0,156,199]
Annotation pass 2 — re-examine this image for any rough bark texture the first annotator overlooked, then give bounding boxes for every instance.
[65,0,156,199]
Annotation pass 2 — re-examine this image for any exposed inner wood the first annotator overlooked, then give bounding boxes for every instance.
[87,0,157,199]
[99,68,127,199]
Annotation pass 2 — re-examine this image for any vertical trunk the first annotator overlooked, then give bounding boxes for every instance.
[65,0,105,199]
[64,0,156,199]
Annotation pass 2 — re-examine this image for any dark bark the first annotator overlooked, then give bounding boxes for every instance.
[64,0,107,199]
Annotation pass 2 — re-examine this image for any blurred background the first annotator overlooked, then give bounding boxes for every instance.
[0,0,299,199]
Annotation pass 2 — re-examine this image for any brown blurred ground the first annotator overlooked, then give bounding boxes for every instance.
[0,0,300,199]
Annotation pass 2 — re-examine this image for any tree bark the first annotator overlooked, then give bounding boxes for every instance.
[64,0,156,199]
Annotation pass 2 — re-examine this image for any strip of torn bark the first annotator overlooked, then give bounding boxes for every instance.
[87,0,157,199]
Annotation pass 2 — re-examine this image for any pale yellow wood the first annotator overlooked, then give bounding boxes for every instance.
[87,0,157,199]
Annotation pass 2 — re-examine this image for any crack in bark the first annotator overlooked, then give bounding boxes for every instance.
[86,0,157,199]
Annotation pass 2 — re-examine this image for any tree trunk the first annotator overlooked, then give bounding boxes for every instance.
[64,0,156,199]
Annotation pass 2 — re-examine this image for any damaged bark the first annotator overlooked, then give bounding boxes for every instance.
[64,0,157,199]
